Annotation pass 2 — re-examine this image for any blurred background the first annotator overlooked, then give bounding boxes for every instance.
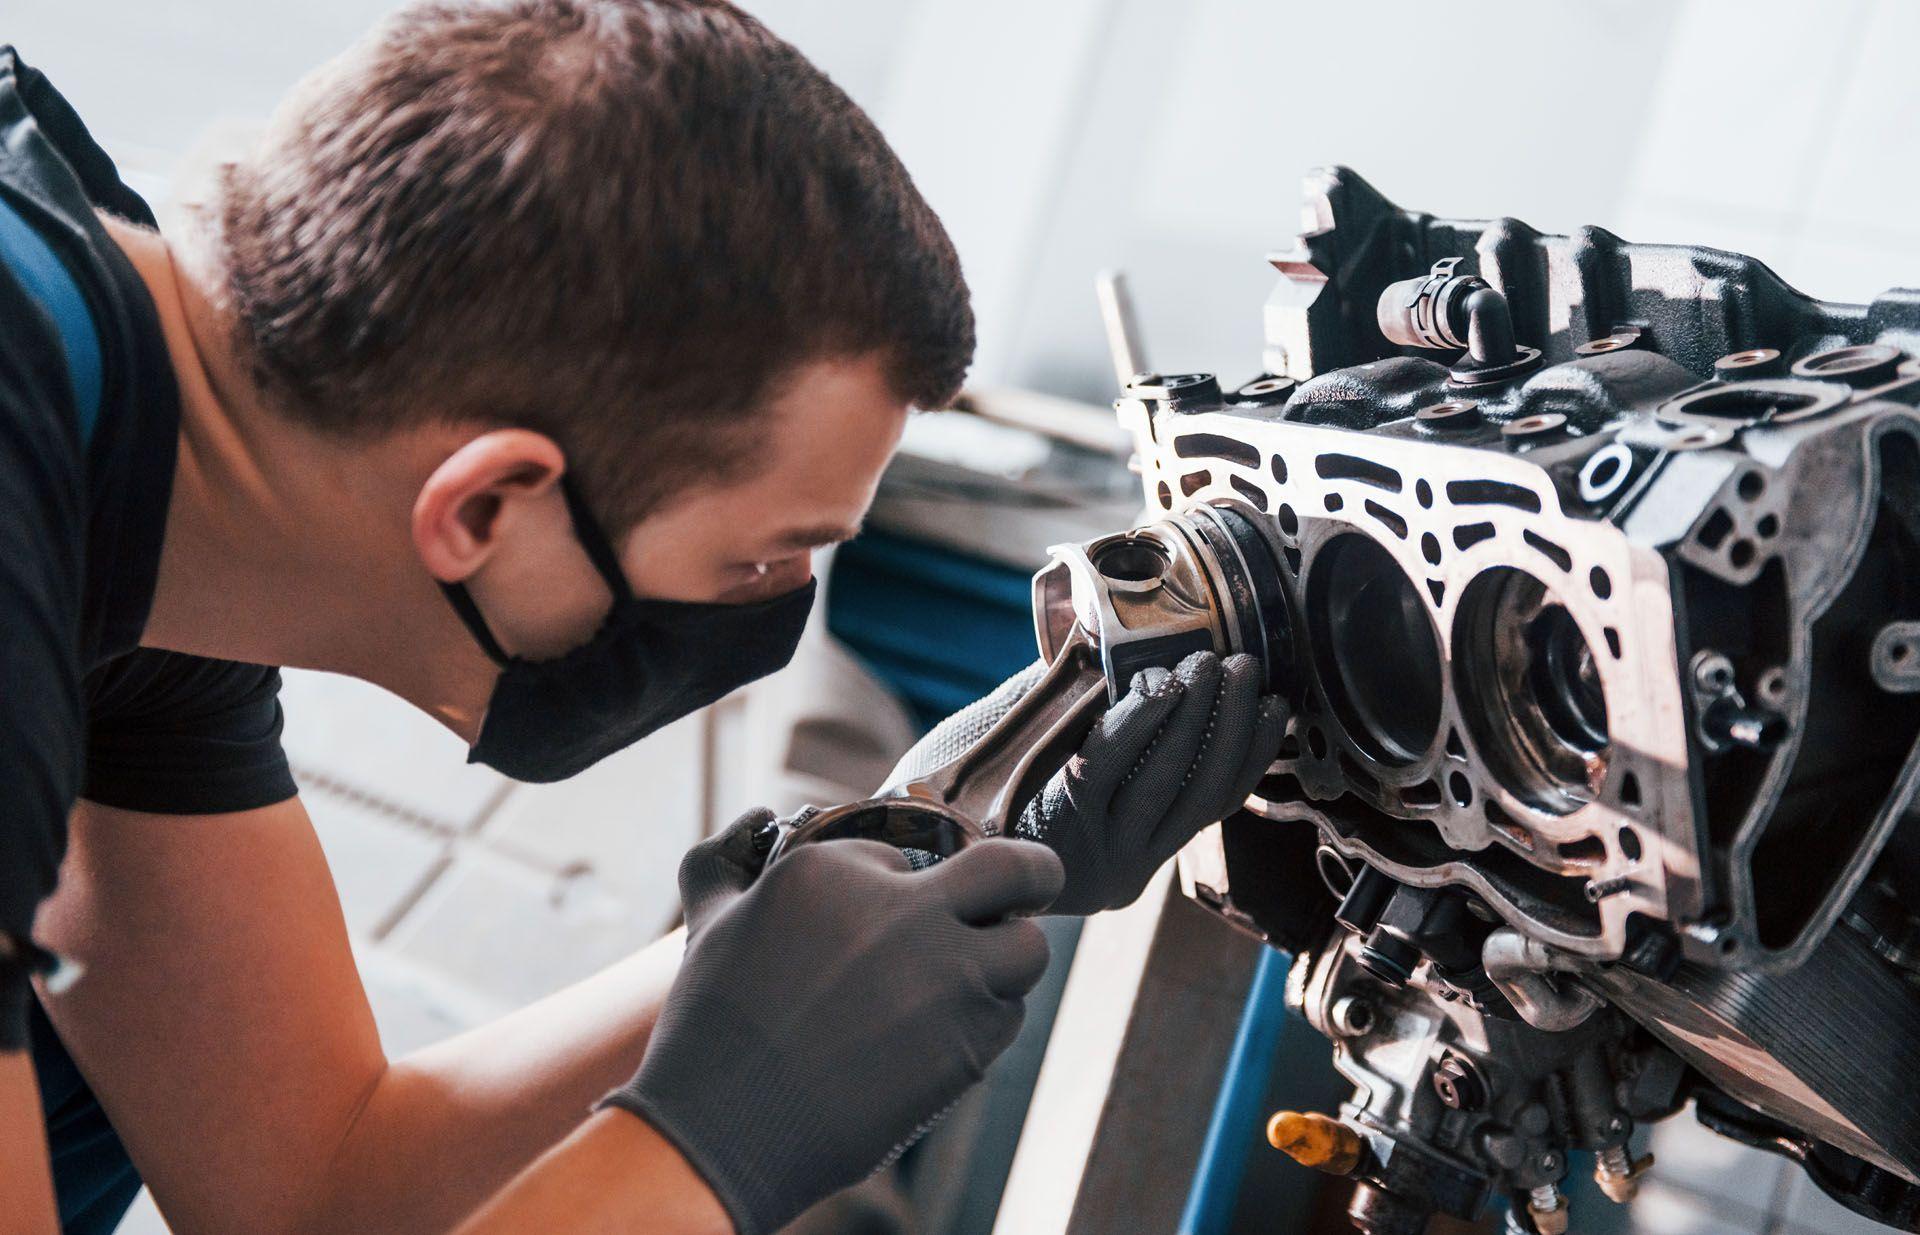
[14,1,1917,1232]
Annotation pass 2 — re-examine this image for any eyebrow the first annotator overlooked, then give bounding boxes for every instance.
[773,522,863,551]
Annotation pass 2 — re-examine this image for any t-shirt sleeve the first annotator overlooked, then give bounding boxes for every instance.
[83,650,297,815]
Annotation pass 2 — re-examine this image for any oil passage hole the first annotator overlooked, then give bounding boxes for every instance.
[1416,479,1434,508]
[1730,539,1756,568]
[1757,513,1780,538]
[1402,780,1442,808]
[1697,508,1734,550]
[1524,530,1573,573]
[1230,474,1267,509]
[1559,836,1607,865]
[1174,433,1261,470]
[1271,455,1289,485]
[1366,500,1408,539]
[1590,566,1613,600]
[1738,471,1766,502]
[1446,479,1543,513]
[1586,452,1624,491]
[1325,493,1345,513]
[1307,728,1329,760]
[1316,453,1403,493]
[1422,533,1442,566]
[1449,771,1472,806]
[1455,522,1496,551]
[1620,771,1642,809]
[1156,481,1172,509]
[1278,504,1300,537]
[1180,470,1213,497]
[1620,825,1643,862]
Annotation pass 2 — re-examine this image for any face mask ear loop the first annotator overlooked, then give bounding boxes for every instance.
[439,581,512,666]
[559,472,637,604]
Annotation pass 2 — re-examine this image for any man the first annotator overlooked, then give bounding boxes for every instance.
[0,2,1285,1232]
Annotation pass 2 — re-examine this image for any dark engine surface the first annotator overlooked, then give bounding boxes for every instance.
[1122,167,1920,1234]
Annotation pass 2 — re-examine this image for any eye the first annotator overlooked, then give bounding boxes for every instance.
[718,552,812,601]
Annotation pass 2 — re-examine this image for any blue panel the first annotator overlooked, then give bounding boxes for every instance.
[1179,946,1293,1235]
[0,192,102,443]
[828,531,1040,729]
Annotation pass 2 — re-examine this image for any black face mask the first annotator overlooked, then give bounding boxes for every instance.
[440,476,817,783]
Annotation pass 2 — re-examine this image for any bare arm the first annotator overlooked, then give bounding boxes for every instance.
[453,1109,730,1235]
[0,1052,59,1234]
[35,796,718,1234]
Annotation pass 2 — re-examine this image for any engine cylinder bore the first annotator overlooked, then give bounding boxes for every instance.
[1307,533,1444,766]
[1454,567,1610,815]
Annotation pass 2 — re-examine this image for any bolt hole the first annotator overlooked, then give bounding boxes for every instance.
[1619,825,1643,862]
[1277,504,1299,537]
[1448,771,1472,807]
[1729,539,1756,568]
[1324,493,1345,513]
[1421,532,1442,566]
[1737,471,1766,501]
[1589,565,1613,600]
[1307,727,1329,760]
[1756,513,1780,538]
[1416,479,1434,508]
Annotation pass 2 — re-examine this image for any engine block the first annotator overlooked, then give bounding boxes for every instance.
[1094,167,1920,1232]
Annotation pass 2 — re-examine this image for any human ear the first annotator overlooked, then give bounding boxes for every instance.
[412,429,568,583]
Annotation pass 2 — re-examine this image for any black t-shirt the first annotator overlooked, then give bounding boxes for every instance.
[0,47,298,1232]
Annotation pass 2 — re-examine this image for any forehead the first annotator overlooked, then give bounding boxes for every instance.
[753,355,909,495]
[626,354,910,553]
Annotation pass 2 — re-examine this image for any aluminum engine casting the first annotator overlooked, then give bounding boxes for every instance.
[1069,167,1920,1234]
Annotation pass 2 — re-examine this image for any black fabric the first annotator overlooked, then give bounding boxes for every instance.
[0,47,297,1234]
[449,474,818,782]
[84,652,295,813]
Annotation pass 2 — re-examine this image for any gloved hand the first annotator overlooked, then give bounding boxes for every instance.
[889,650,1287,916]
[603,809,1064,1235]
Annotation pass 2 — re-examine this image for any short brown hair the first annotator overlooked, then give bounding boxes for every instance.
[219,0,972,527]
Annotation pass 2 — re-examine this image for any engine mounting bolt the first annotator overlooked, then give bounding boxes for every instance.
[1432,1053,1488,1111]
[1713,347,1784,379]
[1502,413,1567,441]
[1528,1184,1570,1235]
[1594,1145,1655,1204]
[1585,875,1633,902]
[1329,995,1374,1037]
[1417,399,1481,428]
[1266,1110,1364,1176]
[1692,651,1735,693]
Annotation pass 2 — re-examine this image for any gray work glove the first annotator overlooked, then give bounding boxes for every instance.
[891,650,1287,916]
[603,809,1064,1235]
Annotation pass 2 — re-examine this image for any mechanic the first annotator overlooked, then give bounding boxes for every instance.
[0,3,1286,1233]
